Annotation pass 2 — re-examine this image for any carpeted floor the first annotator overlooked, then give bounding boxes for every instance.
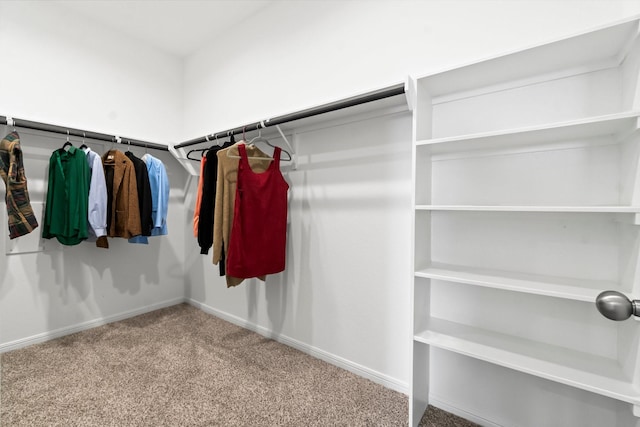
[1,304,478,426]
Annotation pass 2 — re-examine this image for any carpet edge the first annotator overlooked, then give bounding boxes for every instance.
[185,298,409,395]
[428,395,502,427]
[0,297,186,353]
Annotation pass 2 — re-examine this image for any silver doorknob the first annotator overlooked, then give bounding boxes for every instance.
[596,291,640,321]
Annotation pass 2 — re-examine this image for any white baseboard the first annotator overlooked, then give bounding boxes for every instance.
[0,297,186,353]
[186,298,409,395]
[429,395,502,427]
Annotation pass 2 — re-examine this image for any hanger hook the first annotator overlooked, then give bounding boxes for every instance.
[66,130,69,142]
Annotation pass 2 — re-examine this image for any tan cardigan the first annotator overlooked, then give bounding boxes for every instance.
[213,142,271,287]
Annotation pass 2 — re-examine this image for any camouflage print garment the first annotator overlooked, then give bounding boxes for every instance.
[0,131,38,238]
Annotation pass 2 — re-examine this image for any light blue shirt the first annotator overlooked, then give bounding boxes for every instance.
[129,153,169,243]
[83,147,108,239]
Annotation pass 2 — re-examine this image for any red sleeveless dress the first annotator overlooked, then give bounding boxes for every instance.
[227,144,289,278]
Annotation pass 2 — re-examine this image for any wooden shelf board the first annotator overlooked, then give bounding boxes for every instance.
[414,263,622,302]
[416,112,640,153]
[415,318,640,405]
[415,205,640,213]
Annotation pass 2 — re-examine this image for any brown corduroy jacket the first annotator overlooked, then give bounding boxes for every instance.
[102,149,142,239]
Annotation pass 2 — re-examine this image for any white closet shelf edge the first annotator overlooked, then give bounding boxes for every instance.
[415,318,640,406]
[416,111,640,151]
[414,205,640,213]
[414,17,639,98]
[414,264,621,302]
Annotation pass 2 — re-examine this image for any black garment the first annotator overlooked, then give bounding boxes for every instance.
[198,136,234,276]
[105,165,114,233]
[125,151,153,237]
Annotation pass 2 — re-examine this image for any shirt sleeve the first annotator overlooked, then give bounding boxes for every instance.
[42,153,57,238]
[159,161,169,232]
[212,150,225,265]
[193,157,207,238]
[87,153,108,238]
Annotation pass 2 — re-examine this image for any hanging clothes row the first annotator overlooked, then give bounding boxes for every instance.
[42,136,169,248]
[193,134,289,287]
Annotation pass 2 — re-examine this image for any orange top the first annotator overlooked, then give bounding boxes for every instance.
[193,156,207,237]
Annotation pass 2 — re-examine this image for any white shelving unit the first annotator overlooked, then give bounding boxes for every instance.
[409,16,640,426]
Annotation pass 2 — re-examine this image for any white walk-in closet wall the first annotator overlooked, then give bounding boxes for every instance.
[2,2,640,426]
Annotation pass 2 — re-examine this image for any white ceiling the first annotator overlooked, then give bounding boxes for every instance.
[55,0,274,57]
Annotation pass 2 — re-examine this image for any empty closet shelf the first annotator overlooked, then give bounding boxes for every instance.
[414,264,622,302]
[415,317,640,406]
[416,112,640,154]
[415,205,640,213]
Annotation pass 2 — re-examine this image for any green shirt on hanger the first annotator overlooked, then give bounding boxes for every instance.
[43,146,90,245]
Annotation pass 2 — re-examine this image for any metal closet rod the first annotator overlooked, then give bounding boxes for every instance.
[174,82,406,150]
[0,116,169,152]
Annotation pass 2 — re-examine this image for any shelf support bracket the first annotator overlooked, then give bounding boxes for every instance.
[633,404,640,417]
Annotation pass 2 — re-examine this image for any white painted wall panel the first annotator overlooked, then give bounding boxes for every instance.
[0,2,183,144]
[185,110,413,390]
[0,128,188,350]
[183,0,640,140]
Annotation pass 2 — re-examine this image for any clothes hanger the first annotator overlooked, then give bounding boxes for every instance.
[227,144,274,162]
[248,126,292,161]
[228,126,278,162]
[61,130,73,151]
[227,127,269,161]
[141,143,149,161]
[186,135,209,161]
[79,132,87,150]
[186,148,207,161]
[186,133,236,161]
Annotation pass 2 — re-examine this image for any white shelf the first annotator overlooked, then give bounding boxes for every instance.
[410,16,640,426]
[417,18,639,99]
[415,205,640,213]
[416,112,640,154]
[414,263,620,302]
[415,318,640,406]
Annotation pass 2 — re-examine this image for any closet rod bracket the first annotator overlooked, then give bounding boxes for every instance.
[273,124,297,170]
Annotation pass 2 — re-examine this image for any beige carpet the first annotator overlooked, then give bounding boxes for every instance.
[1,304,478,426]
